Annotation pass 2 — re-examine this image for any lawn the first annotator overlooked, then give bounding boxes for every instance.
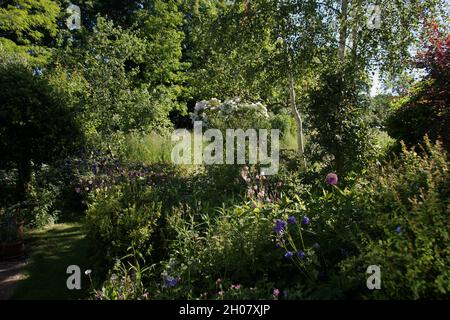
[12,222,90,300]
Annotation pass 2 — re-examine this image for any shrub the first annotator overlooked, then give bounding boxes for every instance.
[336,139,450,299]
[164,202,285,297]
[191,98,270,131]
[308,63,374,175]
[85,183,162,274]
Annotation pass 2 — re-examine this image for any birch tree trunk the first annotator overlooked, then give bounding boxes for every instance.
[289,70,307,169]
[338,0,349,60]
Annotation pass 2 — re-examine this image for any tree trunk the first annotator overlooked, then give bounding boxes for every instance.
[16,158,32,201]
[338,0,349,61]
[289,71,307,169]
[351,0,361,62]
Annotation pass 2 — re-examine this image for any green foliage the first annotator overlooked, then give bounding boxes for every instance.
[308,63,375,175]
[387,24,450,152]
[92,251,153,300]
[166,203,281,294]
[85,183,162,273]
[0,48,84,199]
[121,132,174,165]
[192,98,271,131]
[0,0,60,64]
[338,139,450,299]
[52,17,174,137]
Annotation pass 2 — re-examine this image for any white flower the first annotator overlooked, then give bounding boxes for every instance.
[85,269,92,276]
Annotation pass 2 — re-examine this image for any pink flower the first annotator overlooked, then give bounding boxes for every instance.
[325,173,338,185]
[273,288,280,299]
[75,187,81,193]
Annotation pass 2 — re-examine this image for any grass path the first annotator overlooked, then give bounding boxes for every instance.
[11,222,91,300]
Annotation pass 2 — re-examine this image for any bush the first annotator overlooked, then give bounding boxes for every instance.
[337,139,450,299]
[191,98,270,131]
[308,63,374,175]
[85,183,162,274]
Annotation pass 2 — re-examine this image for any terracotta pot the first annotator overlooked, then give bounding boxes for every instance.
[1,241,24,258]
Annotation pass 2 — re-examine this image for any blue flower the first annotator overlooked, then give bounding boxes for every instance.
[297,250,306,259]
[274,219,287,235]
[287,216,297,224]
[164,276,178,288]
[33,68,43,77]
[284,251,294,259]
[302,216,310,225]
[396,226,401,234]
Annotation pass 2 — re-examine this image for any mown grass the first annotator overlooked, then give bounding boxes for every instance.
[12,222,91,300]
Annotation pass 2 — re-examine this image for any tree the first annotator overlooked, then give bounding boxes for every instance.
[0,0,60,64]
[0,49,84,200]
[52,13,185,138]
[184,1,446,174]
[387,22,450,152]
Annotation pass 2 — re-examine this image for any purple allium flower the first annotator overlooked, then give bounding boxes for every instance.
[284,251,294,259]
[297,250,306,259]
[273,288,280,299]
[165,276,178,288]
[325,173,338,186]
[287,215,297,224]
[302,216,310,225]
[274,219,287,235]
[313,243,320,249]
[396,226,401,234]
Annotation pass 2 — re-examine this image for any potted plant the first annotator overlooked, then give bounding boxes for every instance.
[0,203,25,259]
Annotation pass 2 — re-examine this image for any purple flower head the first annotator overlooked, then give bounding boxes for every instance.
[287,215,297,224]
[325,173,338,186]
[164,276,178,288]
[396,226,401,234]
[274,219,287,235]
[273,288,280,299]
[297,250,306,259]
[302,216,310,225]
[284,251,294,259]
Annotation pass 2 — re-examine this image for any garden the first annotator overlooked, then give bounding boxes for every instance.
[0,0,449,301]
